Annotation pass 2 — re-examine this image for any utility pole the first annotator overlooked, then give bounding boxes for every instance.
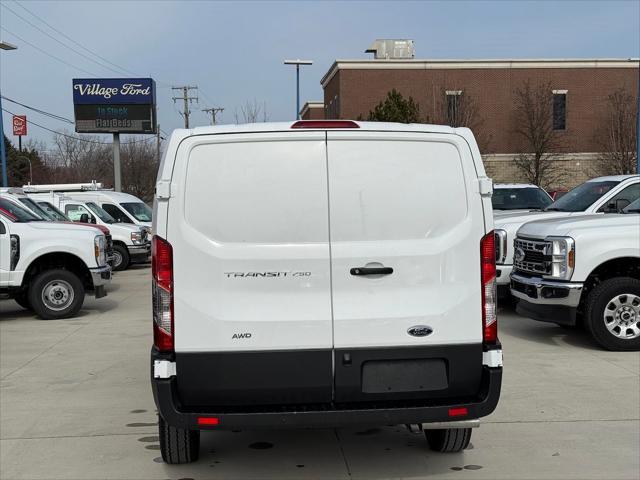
[172,86,198,129]
[202,107,224,125]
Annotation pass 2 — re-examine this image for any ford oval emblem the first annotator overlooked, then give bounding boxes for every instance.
[408,325,433,337]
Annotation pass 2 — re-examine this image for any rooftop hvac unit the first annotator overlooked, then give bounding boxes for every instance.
[365,39,415,59]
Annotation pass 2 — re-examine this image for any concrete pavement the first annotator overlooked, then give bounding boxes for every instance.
[1,266,639,479]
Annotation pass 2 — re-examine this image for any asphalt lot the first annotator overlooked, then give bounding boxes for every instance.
[1,267,639,480]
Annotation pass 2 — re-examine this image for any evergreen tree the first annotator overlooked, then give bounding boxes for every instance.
[367,89,421,123]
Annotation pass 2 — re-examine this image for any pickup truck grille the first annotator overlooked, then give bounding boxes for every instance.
[513,237,551,275]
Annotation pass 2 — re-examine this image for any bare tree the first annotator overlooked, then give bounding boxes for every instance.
[512,80,566,189]
[433,88,492,152]
[234,99,269,124]
[120,137,161,203]
[51,131,111,183]
[594,88,638,175]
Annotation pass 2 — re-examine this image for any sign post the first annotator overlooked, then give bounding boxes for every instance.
[12,115,27,152]
[113,133,121,192]
[72,78,156,191]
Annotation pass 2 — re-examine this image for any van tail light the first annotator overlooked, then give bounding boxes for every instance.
[291,120,359,129]
[481,231,498,344]
[152,235,174,353]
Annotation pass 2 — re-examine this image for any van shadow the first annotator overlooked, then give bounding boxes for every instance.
[159,426,465,479]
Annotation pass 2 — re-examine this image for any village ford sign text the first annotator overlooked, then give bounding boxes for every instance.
[72,78,156,134]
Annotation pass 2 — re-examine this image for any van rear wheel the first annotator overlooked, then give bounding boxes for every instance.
[425,428,472,453]
[158,416,200,464]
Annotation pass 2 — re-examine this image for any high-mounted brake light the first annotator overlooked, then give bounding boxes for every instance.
[291,120,359,129]
[481,231,498,344]
[152,235,174,352]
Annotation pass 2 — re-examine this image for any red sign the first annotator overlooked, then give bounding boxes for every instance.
[13,115,27,136]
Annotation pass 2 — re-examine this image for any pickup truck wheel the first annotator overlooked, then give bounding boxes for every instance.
[112,244,130,271]
[29,269,84,320]
[584,277,640,351]
[158,416,200,464]
[14,292,32,311]
[425,428,472,453]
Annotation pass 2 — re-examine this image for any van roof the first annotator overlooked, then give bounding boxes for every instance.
[180,121,459,137]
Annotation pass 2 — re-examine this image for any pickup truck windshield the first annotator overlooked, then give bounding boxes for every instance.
[0,197,44,222]
[18,198,57,221]
[492,187,552,210]
[121,202,152,222]
[35,201,70,221]
[85,202,116,224]
[544,181,619,212]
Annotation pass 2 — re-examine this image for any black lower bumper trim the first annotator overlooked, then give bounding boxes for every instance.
[152,366,502,430]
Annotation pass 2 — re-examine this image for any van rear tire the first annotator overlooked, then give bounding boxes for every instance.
[425,428,472,453]
[158,416,200,464]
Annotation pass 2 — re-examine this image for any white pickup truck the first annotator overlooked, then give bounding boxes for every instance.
[510,199,640,351]
[28,192,150,271]
[0,197,112,319]
[495,175,640,297]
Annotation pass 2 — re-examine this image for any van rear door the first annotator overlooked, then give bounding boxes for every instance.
[326,131,485,403]
[168,132,333,406]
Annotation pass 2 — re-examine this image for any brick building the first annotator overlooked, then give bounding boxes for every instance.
[305,55,639,188]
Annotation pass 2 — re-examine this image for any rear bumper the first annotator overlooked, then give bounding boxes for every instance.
[150,348,502,430]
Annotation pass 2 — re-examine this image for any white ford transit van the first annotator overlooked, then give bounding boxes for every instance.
[151,120,503,464]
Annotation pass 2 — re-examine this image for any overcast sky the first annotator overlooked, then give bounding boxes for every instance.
[1,0,639,147]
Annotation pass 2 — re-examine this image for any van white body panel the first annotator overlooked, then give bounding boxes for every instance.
[162,124,489,352]
[326,131,483,347]
[169,132,332,352]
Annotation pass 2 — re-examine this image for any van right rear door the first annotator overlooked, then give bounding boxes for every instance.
[326,130,486,403]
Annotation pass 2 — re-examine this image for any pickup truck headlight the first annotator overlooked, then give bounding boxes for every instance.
[94,235,107,267]
[494,229,507,264]
[131,231,143,244]
[545,236,575,280]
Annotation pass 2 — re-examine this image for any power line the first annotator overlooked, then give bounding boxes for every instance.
[2,107,156,145]
[11,0,173,88]
[1,96,74,124]
[1,27,101,76]
[1,3,131,76]
[10,0,140,77]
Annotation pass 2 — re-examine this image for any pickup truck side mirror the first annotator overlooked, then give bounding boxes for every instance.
[615,198,631,212]
[79,213,90,223]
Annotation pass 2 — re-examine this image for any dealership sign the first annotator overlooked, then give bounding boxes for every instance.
[72,78,156,134]
[12,115,27,136]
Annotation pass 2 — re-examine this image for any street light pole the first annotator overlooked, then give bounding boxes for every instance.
[284,59,313,120]
[0,41,18,187]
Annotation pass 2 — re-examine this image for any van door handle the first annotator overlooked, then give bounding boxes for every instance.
[350,266,394,276]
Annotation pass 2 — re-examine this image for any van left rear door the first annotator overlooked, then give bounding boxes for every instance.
[168,131,333,407]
